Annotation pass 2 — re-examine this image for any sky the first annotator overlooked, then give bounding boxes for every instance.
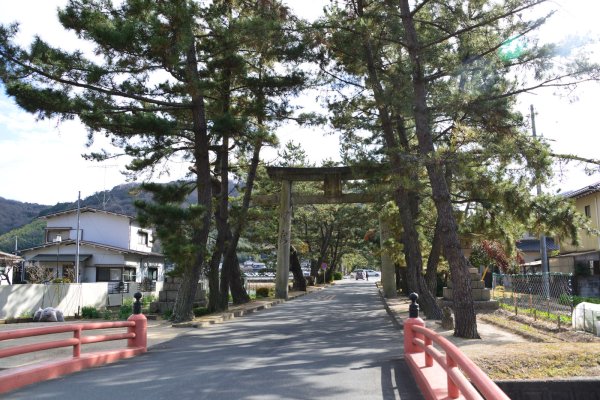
[0,0,599,205]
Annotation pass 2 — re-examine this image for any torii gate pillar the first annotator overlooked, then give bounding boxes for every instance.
[379,216,397,298]
[275,180,292,299]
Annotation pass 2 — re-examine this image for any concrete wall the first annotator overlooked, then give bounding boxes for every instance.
[0,281,163,320]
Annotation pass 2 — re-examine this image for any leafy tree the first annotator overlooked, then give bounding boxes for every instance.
[319,0,600,338]
[0,0,309,320]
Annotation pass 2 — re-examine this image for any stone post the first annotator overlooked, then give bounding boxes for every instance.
[275,180,292,299]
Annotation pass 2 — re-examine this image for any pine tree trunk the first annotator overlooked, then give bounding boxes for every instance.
[171,264,200,322]
[355,1,441,319]
[396,265,407,293]
[227,249,250,304]
[399,0,478,338]
[171,40,212,323]
[425,218,442,295]
[290,246,307,291]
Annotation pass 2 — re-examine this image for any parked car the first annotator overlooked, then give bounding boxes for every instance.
[355,269,365,280]
[365,269,380,277]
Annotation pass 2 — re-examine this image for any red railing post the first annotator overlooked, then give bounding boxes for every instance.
[403,293,425,354]
[446,353,459,398]
[127,292,147,351]
[73,326,82,358]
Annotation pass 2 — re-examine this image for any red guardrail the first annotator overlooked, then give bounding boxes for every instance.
[403,293,509,400]
[0,295,147,395]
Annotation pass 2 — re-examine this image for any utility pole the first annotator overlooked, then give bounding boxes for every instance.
[531,104,550,298]
[76,191,81,284]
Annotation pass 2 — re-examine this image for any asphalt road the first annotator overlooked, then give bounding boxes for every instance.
[4,280,423,400]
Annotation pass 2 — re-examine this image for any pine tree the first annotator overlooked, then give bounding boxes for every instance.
[0,0,309,321]
[319,0,600,337]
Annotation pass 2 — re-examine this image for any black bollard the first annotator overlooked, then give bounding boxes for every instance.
[409,292,419,318]
[133,292,143,315]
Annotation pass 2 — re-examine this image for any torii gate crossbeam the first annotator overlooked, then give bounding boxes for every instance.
[260,165,396,300]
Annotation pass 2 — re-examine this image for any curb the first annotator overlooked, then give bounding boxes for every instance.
[172,286,323,329]
[378,287,405,330]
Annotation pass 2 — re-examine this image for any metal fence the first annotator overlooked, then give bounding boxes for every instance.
[492,273,573,328]
[108,281,130,294]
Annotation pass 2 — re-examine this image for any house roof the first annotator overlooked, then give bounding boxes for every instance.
[0,251,21,262]
[562,182,600,199]
[28,254,92,262]
[516,237,559,252]
[38,207,134,220]
[20,240,164,259]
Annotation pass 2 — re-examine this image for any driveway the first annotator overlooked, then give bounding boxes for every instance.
[3,280,423,400]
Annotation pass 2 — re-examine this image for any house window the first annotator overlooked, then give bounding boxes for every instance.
[585,205,591,218]
[123,267,136,282]
[138,231,149,245]
[147,267,158,281]
[97,267,123,282]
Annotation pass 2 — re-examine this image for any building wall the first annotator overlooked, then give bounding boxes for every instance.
[561,192,600,253]
[521,251,541,264]
[128,222,154,253]
[549,256,574,274]
[46,211,131,249]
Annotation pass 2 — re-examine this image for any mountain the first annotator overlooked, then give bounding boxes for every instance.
[0,180,239,253]
[0,197,49,235]
[0,183,151,252]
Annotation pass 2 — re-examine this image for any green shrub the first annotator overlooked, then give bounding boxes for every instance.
[142,294,156,306]
[306,276,315,286]
[81,306,100,319]
[333,271,343,280]
[559,293,573,306]
[572,296,600,306]
[256,287,270,298]
[162,310,173,320]
[193,307,210,317]
[119,299,133,320]
[52,277,72,283]
[102,309,116,320]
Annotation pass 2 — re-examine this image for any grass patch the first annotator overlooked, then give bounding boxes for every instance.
[473,343,600,380]
[497,302,571,325]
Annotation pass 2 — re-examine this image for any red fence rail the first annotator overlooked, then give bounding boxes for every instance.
[0,296,147,395]
[403,293,509,400]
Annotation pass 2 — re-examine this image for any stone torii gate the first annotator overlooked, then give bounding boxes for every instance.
[255,165,397,300]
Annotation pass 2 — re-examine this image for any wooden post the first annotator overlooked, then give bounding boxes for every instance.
[379,215,396,298]
[275,180,292,299]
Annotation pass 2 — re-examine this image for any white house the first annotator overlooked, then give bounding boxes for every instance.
[20,207,165,292]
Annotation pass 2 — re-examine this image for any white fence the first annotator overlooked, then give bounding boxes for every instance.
[0,282,163,320]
